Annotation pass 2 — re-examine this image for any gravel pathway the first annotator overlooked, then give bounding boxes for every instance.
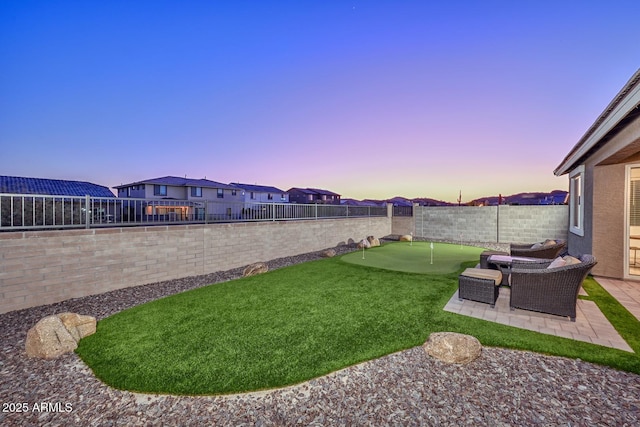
[1,244,639,426]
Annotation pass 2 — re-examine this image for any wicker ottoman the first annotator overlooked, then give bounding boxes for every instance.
[458,268,502,307]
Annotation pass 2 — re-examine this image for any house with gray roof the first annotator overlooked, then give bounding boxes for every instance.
[555,69,640,280]
[114,176,244,221]
[114,176,242,201]
[288,187,341,205]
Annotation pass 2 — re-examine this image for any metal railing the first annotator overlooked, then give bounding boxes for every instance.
[0,193,388,231]
[392,205,413,217]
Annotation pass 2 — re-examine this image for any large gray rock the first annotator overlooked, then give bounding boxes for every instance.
[25,312,97,359]
[367,236,381,247]
[357,239,371,249]
[243,262,269,277]
[321,249,336,258]
[423,332,482,364]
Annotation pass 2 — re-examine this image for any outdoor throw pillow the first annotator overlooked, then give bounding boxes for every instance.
[547,257,567,269]
[563,255,582,265]
[531,242,543,249]
[543,239,557,246]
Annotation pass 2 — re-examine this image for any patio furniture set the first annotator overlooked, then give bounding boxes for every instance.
[458,240,597,321]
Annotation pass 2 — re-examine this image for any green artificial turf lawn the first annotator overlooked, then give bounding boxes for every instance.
[341,241,484,274]
[76,246,640,396]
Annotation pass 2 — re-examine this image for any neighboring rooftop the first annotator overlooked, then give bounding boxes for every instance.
[0,175,115,197]
[306,188,340,196]
[114,176,237,190]
[230,183,286,193]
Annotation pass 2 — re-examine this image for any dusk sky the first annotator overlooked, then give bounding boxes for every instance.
[1,1,639,202]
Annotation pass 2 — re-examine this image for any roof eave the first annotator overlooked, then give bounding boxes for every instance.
[554,69,640,176]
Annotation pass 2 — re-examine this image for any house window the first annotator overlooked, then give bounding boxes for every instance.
[250,192,256,200]
[231,189,237,196]
[217,188,224,198]
[154,185,167,196]
[569,165,585,236]
[268,193,273,200]
[630,170,640,227]
[281,194,286,201]
[191,187,202,197]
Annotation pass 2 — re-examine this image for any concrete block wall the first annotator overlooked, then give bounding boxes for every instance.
[414,205,568,244]
[391,216,414,236]
[415,206,498,242]
[498,205,568,243]
[0,216,391,314]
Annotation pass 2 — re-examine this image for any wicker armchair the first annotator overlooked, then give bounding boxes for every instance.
[509,254,597,321]
[510,240,566,259]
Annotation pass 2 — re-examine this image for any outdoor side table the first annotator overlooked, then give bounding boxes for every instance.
[487,255,545,285]
[480,250,508,269]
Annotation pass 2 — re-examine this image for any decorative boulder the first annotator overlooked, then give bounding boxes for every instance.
[243,262,269,277]
[423,332,482,364]
[321,249,336,258]
[25,313,97,359]
[399,234,413,242]
[58,312,97,342]
[357,239,371,249]
[367,236,381,247]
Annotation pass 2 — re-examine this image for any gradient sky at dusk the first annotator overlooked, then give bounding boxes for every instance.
[1,1,639,202]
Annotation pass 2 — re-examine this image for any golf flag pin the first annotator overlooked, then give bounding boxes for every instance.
[430,242,434,264]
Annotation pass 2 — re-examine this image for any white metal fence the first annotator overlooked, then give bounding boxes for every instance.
[0,194,388,231]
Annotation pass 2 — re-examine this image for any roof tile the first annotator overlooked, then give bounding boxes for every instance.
[0,176,115,197]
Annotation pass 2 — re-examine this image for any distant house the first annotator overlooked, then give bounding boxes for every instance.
[538,192,568,205]
[114,176,241,201]
[229,183,289,203]
[288,187,341,205]
[554,69,640,280]
[0,175,115,197]
[114,176,244,221]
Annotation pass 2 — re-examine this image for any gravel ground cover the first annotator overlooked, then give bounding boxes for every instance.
[1,243,639,426]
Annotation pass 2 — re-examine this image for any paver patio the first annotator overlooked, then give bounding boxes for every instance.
[444,277,636,353]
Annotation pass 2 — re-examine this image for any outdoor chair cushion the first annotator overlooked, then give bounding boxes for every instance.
[532,240,557,250]
[545,255,581,269]
[460,268,502,285]
[563,255,581,265]
[547,257,567,269]
[510,240,567,259]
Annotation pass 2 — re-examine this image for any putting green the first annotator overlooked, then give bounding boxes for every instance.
[341,241,486,274]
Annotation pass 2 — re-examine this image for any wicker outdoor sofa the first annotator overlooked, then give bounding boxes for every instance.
[509,254,597,321]
[510,240,567,259]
